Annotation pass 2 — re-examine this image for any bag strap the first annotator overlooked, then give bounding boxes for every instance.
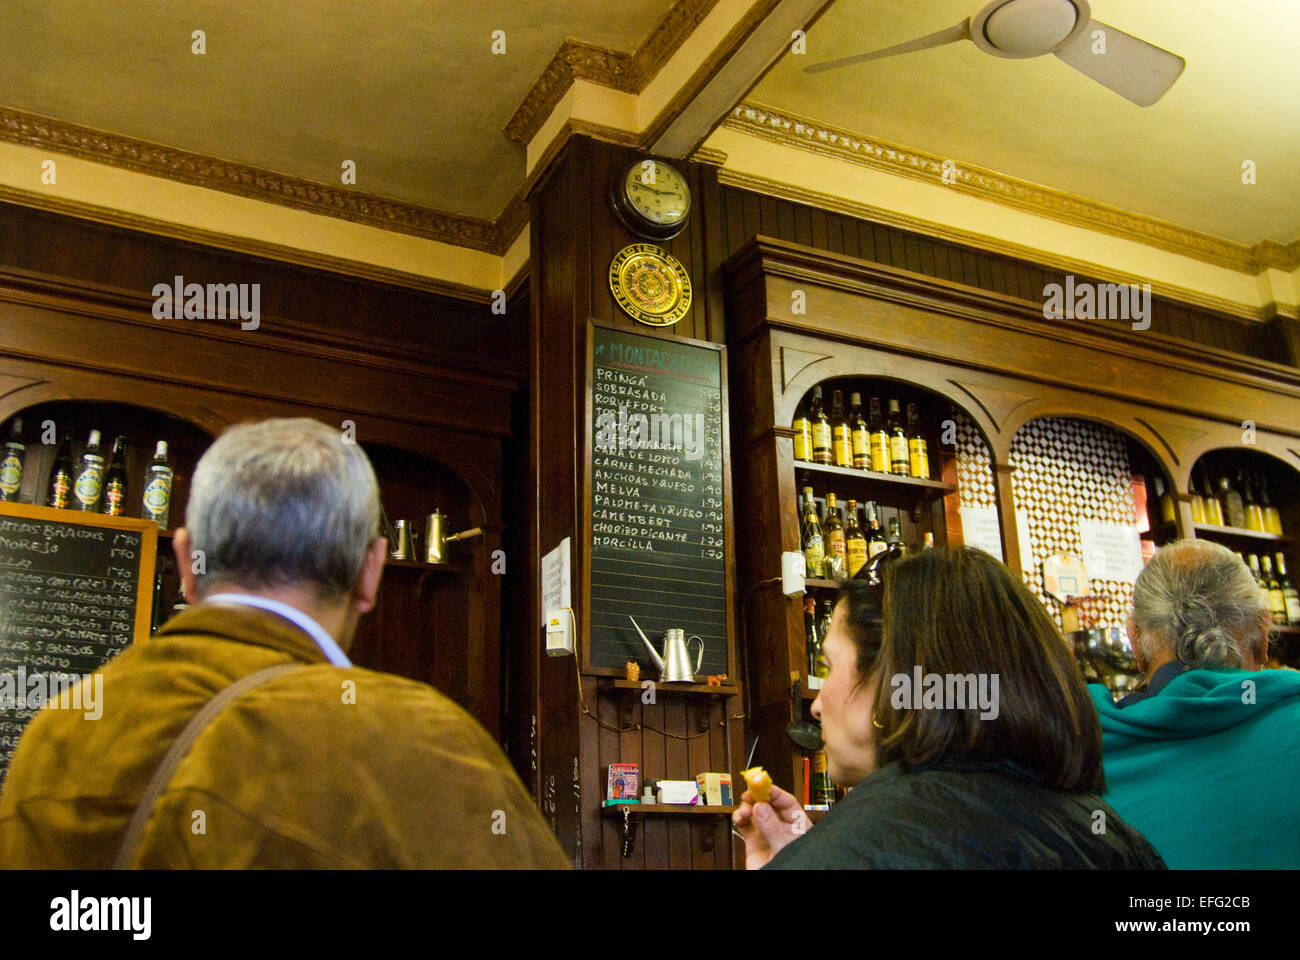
[113,662,308,869]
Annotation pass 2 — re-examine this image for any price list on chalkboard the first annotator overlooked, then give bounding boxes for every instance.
[589,326,728,675]
[0,506,152,783]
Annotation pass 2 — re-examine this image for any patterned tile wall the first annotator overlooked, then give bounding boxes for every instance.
[1009,418,1137,631]
[953,409,997,511]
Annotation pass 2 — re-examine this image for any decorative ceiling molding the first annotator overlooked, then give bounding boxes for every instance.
[715,168,1297,322]
[0,184,498,304]
[724,102,1299,276]
[690,146,728,166]
[504,0,721,146]
[1253,239,1300,272]
[0,105,530,257]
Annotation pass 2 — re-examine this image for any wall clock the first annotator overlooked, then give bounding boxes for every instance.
[611,158,691,240]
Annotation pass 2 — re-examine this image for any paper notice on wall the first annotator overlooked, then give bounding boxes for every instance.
[541,536,572,627]
[959,505,1003,562]
[1078,520,1144,584]
[1016,509,1035,575]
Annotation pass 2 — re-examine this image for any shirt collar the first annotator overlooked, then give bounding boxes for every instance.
[202,593,352,667]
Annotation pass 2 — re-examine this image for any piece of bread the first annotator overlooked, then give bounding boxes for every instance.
[741,766,772,803]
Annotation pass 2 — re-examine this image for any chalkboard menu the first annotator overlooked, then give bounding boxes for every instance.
[0,502,157,783]
[588,325,728,676]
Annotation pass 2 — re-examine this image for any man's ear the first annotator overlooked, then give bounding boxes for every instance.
[353,538,388,615]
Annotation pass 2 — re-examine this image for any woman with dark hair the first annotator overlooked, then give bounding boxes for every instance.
[733,547,1165,869]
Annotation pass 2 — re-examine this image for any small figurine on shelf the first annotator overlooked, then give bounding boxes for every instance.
[625,660,640,682]
[705,673,727,686]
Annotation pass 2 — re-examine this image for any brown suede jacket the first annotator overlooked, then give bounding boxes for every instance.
[0,603,569,869]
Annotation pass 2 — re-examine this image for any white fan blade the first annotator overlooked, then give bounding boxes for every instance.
[1053,18,1184,106]
[804,21,971,74]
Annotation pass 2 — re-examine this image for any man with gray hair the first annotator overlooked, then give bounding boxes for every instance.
[1090,539,1300,868]
[0,418,569,868]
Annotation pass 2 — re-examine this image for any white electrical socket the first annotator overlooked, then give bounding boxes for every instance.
[545,608,574,656]
[781,551,806,597]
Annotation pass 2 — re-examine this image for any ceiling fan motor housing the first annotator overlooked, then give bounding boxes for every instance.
[972,0,1092,58]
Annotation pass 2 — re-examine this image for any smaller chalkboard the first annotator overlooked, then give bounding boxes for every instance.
[0,502,157,784]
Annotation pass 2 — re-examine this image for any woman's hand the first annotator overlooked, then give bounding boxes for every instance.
[732,783,812,869]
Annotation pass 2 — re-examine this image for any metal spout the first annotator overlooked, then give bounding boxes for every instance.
[627,616,664,673]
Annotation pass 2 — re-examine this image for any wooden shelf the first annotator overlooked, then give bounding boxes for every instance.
[1193,523,1291,544]
[602,803,735,816]
[795,460,955,494]
[598,678,739,697]
[384,557,457,571]
[805,577,847,591]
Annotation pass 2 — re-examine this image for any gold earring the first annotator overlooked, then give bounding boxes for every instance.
[872,717,883,729]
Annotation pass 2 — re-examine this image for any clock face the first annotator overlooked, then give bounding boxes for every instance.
[623,160,690,227]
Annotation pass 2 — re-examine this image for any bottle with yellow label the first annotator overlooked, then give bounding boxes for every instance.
[906,403,929,480]
[822,492,846,580]
[792,396,812,463]
[830,390,853,468]
[810,748,835,807]
[887,399,910,477]
[809,386,832,465]
[849,393,870,470]
[801,487,824,579]
[844,499,867,577]
[868,397,889,474]
[0,418,25,502]
[865,502,888,560]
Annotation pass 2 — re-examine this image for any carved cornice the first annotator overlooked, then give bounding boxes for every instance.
[0,106,528,257]
[505,0,721,146]
[724,102,1298,276]
[716,169,1298,322]
[1252,239,1300,272]
[690,146,728,166]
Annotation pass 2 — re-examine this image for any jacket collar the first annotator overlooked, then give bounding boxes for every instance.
[154,602,335,664]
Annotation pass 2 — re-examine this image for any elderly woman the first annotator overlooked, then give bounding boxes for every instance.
[734,546,1164,869]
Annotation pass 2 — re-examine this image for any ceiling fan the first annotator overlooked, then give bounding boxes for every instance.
[805,0,1185,107]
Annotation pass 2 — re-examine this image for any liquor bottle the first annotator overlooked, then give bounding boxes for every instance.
[45,431,75,508]
[791,396,812,463]
[868,397,890,474]
[72,430,106,511]
[822,492,847,580]
[923,532,935,550]
[1149,475,1176,526]
[887,399,910,476]
[844,499,868,577]
[810,387,832,465]
[817,600,834,655]
[1258,474,1284,535]
[141,441,174,528]
[806,597,828,682]
[1219,476,1244,529]
[1276,553,1300,625]
[906,403,929,480]
[830,390,853,468]
[1202,470,1224,526]
[887,517,906,558]
[810,748,835,806]
[101,435,129,516]
[1246,555,1269,610]
[865,503,887,560]
[0,418,25,502]
[1189,469,1206,525]
[1261,555,1288,625]
[1242,473,1266,533]
[849,393,870,470]
[801,486,824,579]
[150,566,167,635]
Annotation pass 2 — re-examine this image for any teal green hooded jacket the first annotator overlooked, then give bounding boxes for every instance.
[1090,668,1300,869]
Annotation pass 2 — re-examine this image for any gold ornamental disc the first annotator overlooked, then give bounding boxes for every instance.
[609,243,692,327]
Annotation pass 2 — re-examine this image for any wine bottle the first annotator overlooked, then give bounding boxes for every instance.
[1276,553,1300,625]
[1219,476,1244,529]
[45,431,75,509]
[822,492,846,580]
[865,502,887,560]
[810,387,832,465]
[101,435,129,516]
[810,747,835,806]
[817,600,834,658]
[849,393,870,470]
[801,486,824,579]
[887,517,906,557]
[792,396,812,463]
[1202,470,1225,526]
[1242,473,1266,533]
[1246,555,1269,610]
[1261,555,1287,625]
[868,397,889,474]
[1189,469,1206,525]
[830,390,853,468]
[73,430,106,511]
[1150,475,1176,525]
[906,403,929,480]
[1258,473,1283,535]
[0,418,25,502]
[141,441,174,528]
[806,597,828,682]
[844,499,867,577]
[887,399,910,476]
